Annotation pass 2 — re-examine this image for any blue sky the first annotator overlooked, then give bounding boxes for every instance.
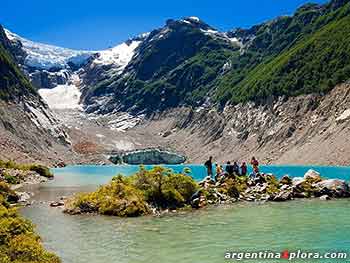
[2,0,327,50]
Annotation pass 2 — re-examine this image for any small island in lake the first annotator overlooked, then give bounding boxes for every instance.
[63,166,349,217]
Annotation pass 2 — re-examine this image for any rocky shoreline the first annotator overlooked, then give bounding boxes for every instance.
[0,162,54,205]
[196,169,349,207]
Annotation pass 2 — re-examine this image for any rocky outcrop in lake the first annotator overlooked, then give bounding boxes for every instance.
[63,167,350,217]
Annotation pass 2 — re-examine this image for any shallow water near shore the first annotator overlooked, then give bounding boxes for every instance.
[20,165,350,263]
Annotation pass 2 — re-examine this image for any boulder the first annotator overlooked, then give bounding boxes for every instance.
[304,169,322,183]
[319,195,331,201]
[162,131,172,137]
[292,179,315,198]
[198,176,215,189]
[191,198,200,209]
[280,175,292,186]
[273,190,293,201]
[292,177,304,186]
[280,184,291,191]
[314,179,349,197]
[50,201,65,207]
[336,109,350,124]
[17,192,32,203]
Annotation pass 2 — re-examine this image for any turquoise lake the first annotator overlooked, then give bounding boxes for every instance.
[20,165,350,263]
[48,164,350,187]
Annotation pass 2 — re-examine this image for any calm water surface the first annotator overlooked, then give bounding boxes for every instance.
[20,165,350,263]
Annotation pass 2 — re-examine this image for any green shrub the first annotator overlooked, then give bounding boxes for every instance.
[68,166,199,215]
[3,174,20,185]
[0,182,18,203]
[69,175,150,217]
[28,165,53,179]
[0,183,60,262]
[265,174,280,195]
[131,166,198,209]
[0,160,53,179]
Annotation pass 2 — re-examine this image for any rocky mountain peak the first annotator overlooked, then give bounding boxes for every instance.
[164,16,216,32]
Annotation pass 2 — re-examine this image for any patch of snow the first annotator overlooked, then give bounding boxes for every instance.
[188,16,200,22]
[182,17,202,25]
[108,113,144,132]
[38,74,82,110]
[4,29,94,70]
[228,36,242,46]
[336,109,350,123]
[139,32,150,39]
[195,107,204,113]
[221,61,232,74]
[200,29,219,35]
[96,134,105,138]
[93,41,141,70]
[25,102,68,141]
[112,140,134,151]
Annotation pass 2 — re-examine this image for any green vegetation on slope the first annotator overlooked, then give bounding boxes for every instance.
[0,42,36,101]
[0,160,53,179]
[0,182,60,263]
[216,2,350,104]
[216,1,350,104]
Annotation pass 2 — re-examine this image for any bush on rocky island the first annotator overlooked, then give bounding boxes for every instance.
[65,175,149,216]
[65,166,199,216]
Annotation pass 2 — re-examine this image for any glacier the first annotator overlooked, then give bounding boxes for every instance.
[4,29,95,70]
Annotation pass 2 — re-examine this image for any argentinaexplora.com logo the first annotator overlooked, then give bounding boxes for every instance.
[225,250,348,261]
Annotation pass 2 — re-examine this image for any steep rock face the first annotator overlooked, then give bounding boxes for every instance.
[0,26,71,164]
[30,69,71,89]
[137,84,350,165]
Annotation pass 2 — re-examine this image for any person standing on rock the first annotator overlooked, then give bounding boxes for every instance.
[233,161,240,176]
[240,162,247,176]
[215,163,223,182]
[204,156,213,178]
[250,157,259,177]
[225,161,234,177]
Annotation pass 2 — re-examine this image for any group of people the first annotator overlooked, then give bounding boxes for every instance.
[204,156,260,180]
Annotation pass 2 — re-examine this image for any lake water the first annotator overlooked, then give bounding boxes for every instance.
[20,165,350,263]
[46,164,350,187]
